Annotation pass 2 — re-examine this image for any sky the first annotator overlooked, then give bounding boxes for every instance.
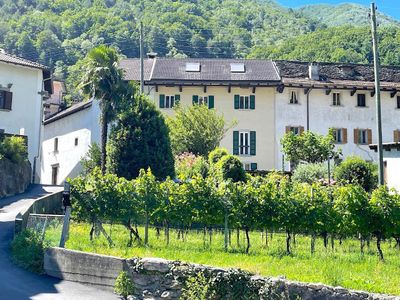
[276,0,400,19]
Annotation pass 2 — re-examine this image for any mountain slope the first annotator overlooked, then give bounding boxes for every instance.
[298,4,400,27]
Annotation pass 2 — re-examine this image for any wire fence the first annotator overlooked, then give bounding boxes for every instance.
[27,213,65,245]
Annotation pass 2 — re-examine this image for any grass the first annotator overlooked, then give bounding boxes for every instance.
[46,222,400,295]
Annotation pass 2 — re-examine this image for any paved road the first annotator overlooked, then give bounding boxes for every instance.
[0,185,119,300]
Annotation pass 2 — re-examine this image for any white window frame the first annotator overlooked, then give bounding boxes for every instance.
[243,162,251,171]
[289,126,301,136]
[239,95,250,110]
[198,96,208,106]
[289,90,299,104]
[332,128,343,143]
[239,131,250,156]
[165,95,175,109]
[332,93,341,106]
[358,129,368,144]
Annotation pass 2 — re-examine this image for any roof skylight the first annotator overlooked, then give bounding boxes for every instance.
[230,63,245,73]
[185,62,201,72]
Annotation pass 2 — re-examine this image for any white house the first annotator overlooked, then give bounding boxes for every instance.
[40,100,100,185]
[370,142,400,191]
[0,51,52,182]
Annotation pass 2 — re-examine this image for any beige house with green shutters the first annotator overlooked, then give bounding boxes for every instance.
[120,58,281,171]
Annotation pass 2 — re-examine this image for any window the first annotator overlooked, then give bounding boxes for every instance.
[74,138,78,146]
[185,62,200,72]
[234,95,255,110]
[357,94,366,107]
[289,91,298,104]
[159,94,180,108]
[54,138,58,152]
[286,126,303,136]
[239,131,250,155]
[51,165,59,185]
[0,90,12,110]
[243,162,258,171]
[233,131,256,156]
[332,93,341,106]
[230,63,245,73]
[354,129,371,145]
[332,128,347,144]
[397,96,400,109]
[193,95,214,109]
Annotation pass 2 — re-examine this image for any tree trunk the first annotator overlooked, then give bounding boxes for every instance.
[236,228,240,247]
[126,220,142,247]
[323,232,328,249]
[89,222,95,241]
[144,213,149,246]
[229,229,232,246]
[224,213,229,252]
[96,220,113,246]
[209,228,212,245]
[360,234,365,255]
[311,233,316,254]
[156,227,160,239]
[395,237,400,250]
[100,109,108,175]
[203,227,207,247]
[331,235,334,251]
[377,235,384,261]
[293,233,296,246]
[265,229,268,247]
[286,230,291,254]
[245,227,251,254]
[165,222,170,246]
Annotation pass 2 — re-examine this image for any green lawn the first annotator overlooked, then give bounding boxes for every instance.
[51,223,400,295]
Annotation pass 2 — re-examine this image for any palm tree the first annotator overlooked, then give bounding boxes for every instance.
[79,45,130,174]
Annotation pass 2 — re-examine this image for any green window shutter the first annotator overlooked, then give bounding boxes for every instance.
[250,95,255,110]
[233,131,239,155]
[251,163,258,171]
[250,131,256,156]
[234,95,240,109]
[175,94,180,106]
[208,96,214,109]
[159,94,165,108]
[192,95,199,105]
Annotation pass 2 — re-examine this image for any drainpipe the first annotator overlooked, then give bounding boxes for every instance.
[32,76,51,184]
[306,87,313,131]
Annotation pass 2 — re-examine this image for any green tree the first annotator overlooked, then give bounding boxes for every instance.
[215,155,247,183]
[107,94,175,180]
[80,143,101,175]
[79,45,131,174]
[334,156,378,192]
[281,130,339,166]
[167,104,233,157]
[292,162,329,184]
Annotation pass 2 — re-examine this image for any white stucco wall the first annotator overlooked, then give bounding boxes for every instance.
[0,62,44,176]
[275,88,400,170]
[383,150,400,192]
[40,101,101,185]
[149,86,276,170]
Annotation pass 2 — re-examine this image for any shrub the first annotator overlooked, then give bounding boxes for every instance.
[80,143,101,175]
[180,272,211,300]
[215,155,246,182]
[11,229,46,273]
[175,152,209,179]
[0,136,28,163]
[334,156,378,192]
[292,162,329,184]
[114,271,135,300]
[208,147,229,165]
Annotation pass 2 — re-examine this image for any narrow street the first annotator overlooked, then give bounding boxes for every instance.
[0,185,118,300]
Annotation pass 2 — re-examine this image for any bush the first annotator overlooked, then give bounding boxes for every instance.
[334,156,378,192]
[180,272,211,300]
[80,143,101,175]
[175,152,209,179]
[0,136,28,163]
[11,229,46,273]
[292,162,329,184]
[208,147,229,165]
[215,155,246,182]
[114,271,135,300]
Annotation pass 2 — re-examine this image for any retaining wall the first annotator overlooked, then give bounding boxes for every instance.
[0,159,31,198]
[44,247,400,300]
[14,190,63,235]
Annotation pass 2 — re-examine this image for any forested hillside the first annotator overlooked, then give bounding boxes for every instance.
[1,0,400,98]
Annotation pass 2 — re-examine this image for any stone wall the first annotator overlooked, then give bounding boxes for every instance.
[0,159,31,198]
[44,247,399,300]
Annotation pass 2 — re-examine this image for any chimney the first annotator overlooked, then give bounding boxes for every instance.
[147,52,157,59]
[309,63,319,81]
